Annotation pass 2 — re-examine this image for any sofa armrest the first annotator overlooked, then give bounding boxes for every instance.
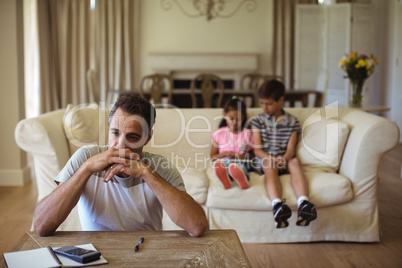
[339,109,400,198]
[15,109,69,201]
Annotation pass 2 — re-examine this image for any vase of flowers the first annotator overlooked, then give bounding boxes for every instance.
[339,51,379,107]
[349,79,365,107]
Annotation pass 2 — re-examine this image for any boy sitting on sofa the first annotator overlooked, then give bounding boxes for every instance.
[250,79,317,228]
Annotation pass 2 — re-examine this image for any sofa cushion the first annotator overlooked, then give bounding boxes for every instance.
[206,167,353,210]
[297,114,350,173]
[177,167,209,205]
[64,103,109,156]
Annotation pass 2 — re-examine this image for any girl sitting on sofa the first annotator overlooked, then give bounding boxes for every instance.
[210,97,254,190]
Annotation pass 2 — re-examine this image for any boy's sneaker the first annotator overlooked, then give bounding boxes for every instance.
[228,163,249,190]
[213,161,232,190]
[296,200,317,226]
[273,200,291,228]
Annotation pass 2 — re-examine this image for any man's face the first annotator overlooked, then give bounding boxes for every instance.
[259,97,284,117]
[108,108,152,155]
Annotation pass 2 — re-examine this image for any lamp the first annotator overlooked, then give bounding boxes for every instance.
[161,0,257,21]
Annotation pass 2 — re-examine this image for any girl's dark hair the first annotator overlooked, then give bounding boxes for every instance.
[258,79,285,101]
[109,94,156,132]
[219,97,247,129]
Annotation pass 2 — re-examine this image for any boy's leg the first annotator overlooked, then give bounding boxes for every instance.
[287,158,317,226]
[261,158,291,228]
[263,166,283,202]
[287,158,309,197]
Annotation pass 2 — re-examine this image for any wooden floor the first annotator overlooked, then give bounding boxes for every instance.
[1,144,401,267]
[243,143,402,267]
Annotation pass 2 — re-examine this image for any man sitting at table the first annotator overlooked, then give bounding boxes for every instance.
[33,94,208,237]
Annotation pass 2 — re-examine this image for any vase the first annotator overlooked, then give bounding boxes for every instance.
[349,79,365,107]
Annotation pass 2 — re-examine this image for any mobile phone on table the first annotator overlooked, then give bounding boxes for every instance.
[54,245,101,264]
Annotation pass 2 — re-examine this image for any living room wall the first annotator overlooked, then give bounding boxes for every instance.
[138,0,273,80]
[0,0,30,186]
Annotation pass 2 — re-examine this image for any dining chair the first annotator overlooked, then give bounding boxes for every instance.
[261,74,284,83]
[314,69,329,106]
[139,74,173,107]
[190,73,225,108]
[240,73,263,91]
[86,69,98,102]
[240,73,284,107]
[240,72,265,107]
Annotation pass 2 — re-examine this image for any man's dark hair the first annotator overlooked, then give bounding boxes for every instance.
[109,94,156,132]
[257,79,285,101]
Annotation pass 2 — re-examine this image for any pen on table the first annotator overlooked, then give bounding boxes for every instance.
[134,236,144,252]
[47,246,63,266]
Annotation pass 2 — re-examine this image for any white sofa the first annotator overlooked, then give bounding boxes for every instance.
[15,104,400,243]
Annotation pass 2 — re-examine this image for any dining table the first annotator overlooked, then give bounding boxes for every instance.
[1,229,251,267]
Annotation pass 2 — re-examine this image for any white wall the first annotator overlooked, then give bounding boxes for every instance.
[0,0,31,186]
[387,0,402,142]
[371,0,388,107]
[136,0,402,139]
[138,0,273,82]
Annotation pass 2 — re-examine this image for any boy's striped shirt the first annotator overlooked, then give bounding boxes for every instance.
[250,110,301,156]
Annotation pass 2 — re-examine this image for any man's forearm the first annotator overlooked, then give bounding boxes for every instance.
[163,189,208,237]
[141,168,208,237]
[33,164,92,236]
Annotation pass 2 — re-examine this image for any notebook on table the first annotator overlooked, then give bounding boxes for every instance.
[3,243,107,268]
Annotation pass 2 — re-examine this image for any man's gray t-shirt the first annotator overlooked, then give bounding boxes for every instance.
[55,145,185,231]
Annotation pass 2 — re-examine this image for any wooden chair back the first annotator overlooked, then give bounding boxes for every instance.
[315,69,329,106]
[190,73,224,108]
[86,69,97,102]
[139,74,173,106]
[240,73,264,91]
[261,74,284,83]
[240,73,283,107]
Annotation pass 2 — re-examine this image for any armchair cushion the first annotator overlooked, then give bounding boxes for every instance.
[64,103,109,156]
[177,167,209,205]
[297,115,350,173]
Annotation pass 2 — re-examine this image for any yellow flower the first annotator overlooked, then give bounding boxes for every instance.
[349,51,358,59]
[339,60,347,66]
[355,59,367,68]
[340,52,378,81]
[366,59,375,69]
[371,55,379,65]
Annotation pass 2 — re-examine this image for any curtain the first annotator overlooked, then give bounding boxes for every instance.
[272,0,318,89]
[95,0,138,105]
[35,0,138,113]
[36,0,92,112]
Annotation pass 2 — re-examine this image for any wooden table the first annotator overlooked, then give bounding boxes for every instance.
[355,105,390,113]
[285,90,323,107]
[108,89,255,108]
[109,89,322,108]
[1,230,251,267]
